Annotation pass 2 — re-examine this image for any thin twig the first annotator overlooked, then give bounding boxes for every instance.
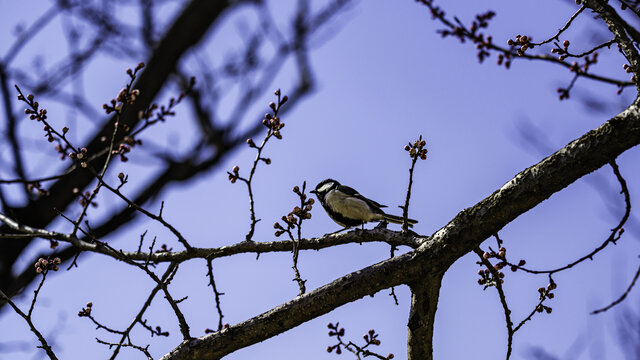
[401,135,427,232]
[530,5,586,46]
[506,161,630,275]
[206,259,225,331]
[389,245,399,305]
[475,248,513,360]
[87,166,192,250]
[238,91,287,241]
[592,260,640,314]
[0,286,59,360]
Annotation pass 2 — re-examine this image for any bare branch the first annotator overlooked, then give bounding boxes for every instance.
[474,248,513,360]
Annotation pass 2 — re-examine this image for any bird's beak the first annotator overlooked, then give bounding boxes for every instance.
[310,190,317,195]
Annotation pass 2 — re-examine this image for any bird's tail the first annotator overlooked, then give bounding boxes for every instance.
[381,214,418,227]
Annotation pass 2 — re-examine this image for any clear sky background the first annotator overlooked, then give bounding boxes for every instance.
[1,1,640,359]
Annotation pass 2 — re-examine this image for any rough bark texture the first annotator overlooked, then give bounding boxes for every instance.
[407,275,444,360]
[159,251,426,360]
[159,103,640,359]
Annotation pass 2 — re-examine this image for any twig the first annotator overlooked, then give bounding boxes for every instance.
[206,259,225,331]
[388,245,399,305]
[0,65,28,195]
[292,182,308,295]
[231,90,288,241]
[87,167,192,250]
[592,260,640,314]
[275,182,312,296]
[0,282,59,360]
[530,5,586,46]
[506,160,630,275]
[96,338,153,360]
[474,248,513,360]
[27,271,48,318]
[327,323,393,360]
[512,284,554,333]
[106,264,174,359]
[561,39,616,58]
[401,135,427,231]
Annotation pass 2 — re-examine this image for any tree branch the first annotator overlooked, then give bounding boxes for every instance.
[407,274,443,360]
[160,103,640,359]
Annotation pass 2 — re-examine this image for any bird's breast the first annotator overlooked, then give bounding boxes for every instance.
[325,190,380,222]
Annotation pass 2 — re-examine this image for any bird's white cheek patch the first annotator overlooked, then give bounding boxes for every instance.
[317,182,334,193]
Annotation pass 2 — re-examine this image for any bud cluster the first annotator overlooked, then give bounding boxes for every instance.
[327,322,345,354]
[156,244,172,253]
[507,34,534,57]
[22,97,47,122]
[427,3,444,19]
[69,147,89,168]
[262,89,288,139]
[34,257,61,274]
[477,247,507,287]
[112,142,132,162]
[557,87,570,101]
[49,239,59,250]
[569,52,598,74]
[228,90,289,186]
[438,10,496,64]
[77,302,93,317]
[136,77,194,126]
[363,328,381,346]
[475,34,492,63]
[152,325,170,337]
[551,40,571,61]
[326,323,393,359]
[102,63,145,115]
[496,52,513,69]
[404,136,428,160]
[74,187,98,208]
[536,281,557,314]
[17,87,76,159]
[274,185,314,237]
[228,165,240,183]
[27,181,50,197]
[261,113,285,139]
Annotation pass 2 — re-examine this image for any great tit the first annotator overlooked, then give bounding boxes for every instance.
[310,179,418,229]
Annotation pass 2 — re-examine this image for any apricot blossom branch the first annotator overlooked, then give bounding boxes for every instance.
[228,89,289,241]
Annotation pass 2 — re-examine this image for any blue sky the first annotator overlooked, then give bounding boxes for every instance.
[1,1,640,359]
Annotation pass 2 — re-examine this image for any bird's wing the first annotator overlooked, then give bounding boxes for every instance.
[337,185,387,209]
[335,184,359,196]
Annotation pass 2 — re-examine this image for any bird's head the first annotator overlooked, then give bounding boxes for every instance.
[310,179,340,198]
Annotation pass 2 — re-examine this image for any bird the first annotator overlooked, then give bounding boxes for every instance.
[310,179,418,229]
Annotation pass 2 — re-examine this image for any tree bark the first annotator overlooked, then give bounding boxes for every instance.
[407,275,444,360]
